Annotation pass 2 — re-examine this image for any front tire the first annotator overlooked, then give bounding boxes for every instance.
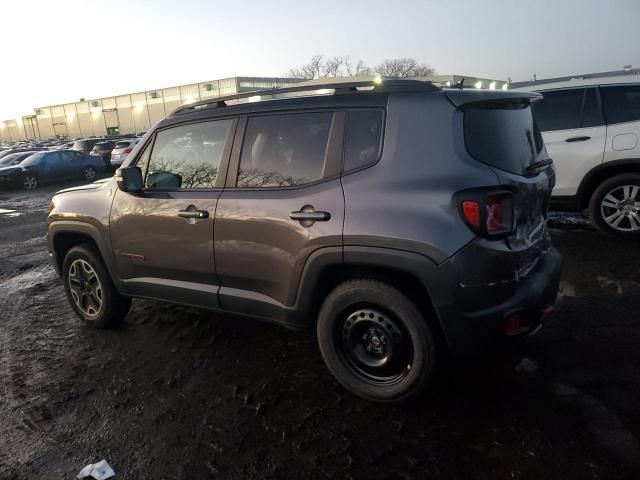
[589,173,640,239]
[317,279,436,404]
[62,244,131,328]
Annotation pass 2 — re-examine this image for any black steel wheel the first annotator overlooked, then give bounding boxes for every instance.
[317,279,436,404]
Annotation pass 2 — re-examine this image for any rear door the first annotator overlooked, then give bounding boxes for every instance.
[214,111,345,319]
[109,118,237,308]
[532,87,606,196]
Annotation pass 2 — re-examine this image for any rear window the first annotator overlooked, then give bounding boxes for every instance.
[602,85,640,124]
[114,141,131,149]
[93,142,114,151]
[464,100,544,175]
[343,110,383,172]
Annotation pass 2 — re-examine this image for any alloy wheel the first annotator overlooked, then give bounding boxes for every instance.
[68,259,103,317]
[83,166,96,180]
[339,307,413,386]
[23,175,38,189]
[600,184,640,232]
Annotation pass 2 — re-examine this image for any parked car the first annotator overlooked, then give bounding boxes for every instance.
[0,147,45,161]
[72,138,109,154]
[512,79,640,238]
[47,79,562,404]
[0,151,38,166]
[90,141,117,170]
[110,139,140,169]
[1,150,104,189]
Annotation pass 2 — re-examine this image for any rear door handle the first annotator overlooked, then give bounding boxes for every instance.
[178,209,209,219]
[565,136,591,142]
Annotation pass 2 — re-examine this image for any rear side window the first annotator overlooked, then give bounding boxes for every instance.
[601,85,640,124]
[145,119,234,190]
[531,89,584,131]
[464,100,544,175]
[343,110,383,172]
[72,140,85,151]
[238,112,332,188]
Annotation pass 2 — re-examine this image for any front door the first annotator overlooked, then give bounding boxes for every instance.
[109,118,237,308]
[214,112,345,321]
[532,87,606,197]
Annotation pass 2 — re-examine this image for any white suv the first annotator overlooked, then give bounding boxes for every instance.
[513,77,640,238]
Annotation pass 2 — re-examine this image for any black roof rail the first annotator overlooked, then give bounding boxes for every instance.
[169,77,438,116]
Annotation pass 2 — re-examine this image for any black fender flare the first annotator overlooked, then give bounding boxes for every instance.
[293,245,454,336]
[47,220,122,291]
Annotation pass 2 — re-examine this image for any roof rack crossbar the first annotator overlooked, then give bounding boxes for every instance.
[169,78,437,116]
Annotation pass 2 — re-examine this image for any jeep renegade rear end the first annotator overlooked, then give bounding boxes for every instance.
[47,78,561,404]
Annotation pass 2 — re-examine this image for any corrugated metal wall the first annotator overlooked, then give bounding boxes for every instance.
[0,77,300,142]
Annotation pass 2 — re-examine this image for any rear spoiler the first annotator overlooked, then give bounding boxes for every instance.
[445,89,543,108]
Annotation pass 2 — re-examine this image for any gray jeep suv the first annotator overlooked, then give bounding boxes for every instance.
[47,78,562,403]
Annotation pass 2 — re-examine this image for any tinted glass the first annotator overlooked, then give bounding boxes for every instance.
[602,85,640,124]
[115,141,131,149]
[0,153,25,165]
[532,89,584,131]
[145,119,233,190]
[238,112,332,188]
[464,101,544,175]
[582,88,603,128]
[72,140,86,151]
[21,152,46,166]
[344,110,383,172]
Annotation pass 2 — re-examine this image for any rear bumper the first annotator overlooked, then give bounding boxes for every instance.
[438,247,562,356]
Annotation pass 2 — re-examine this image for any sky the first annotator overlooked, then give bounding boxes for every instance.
[0,0,638,120]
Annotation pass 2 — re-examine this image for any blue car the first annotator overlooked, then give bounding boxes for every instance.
[0,150,106,190]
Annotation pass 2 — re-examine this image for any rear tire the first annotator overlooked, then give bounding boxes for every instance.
[589,173,640,239]
[317,279,436,404]
[62,244,131,328]
[83,165,97,180]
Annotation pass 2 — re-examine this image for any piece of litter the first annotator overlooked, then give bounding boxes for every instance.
[77,459,115,480]
[515,358,539,377]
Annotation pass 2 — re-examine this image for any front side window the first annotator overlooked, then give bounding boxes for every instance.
[343,110,383,172]
[532,89,584,132]
[602,85,640,125]
[145,119,233,190]
[237,112,332,188]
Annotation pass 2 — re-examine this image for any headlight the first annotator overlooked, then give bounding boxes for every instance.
[48,200,56,213]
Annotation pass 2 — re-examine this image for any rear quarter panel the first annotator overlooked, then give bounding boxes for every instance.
[341,92,499,263]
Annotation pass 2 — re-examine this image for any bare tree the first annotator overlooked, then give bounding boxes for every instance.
[287,55,434,79]
[375,57,435,78]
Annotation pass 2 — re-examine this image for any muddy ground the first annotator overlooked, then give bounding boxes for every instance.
[0,182,639,480]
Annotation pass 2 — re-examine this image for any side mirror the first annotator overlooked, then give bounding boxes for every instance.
[115,166,143,193]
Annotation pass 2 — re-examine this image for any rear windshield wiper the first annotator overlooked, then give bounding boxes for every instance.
[524,158,553,175]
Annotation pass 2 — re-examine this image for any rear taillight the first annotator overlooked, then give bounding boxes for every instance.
[458,190,514,238]
[123,148,133,154]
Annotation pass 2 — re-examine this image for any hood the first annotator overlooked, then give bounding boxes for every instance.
[0,165,23,175]
[55,177,112,195]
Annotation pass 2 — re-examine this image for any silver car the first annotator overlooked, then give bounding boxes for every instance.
[110,139,140,169]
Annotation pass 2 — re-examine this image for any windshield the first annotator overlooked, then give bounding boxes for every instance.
[21,152,46,166]
[464,100,545,175]
[0,153,24,165]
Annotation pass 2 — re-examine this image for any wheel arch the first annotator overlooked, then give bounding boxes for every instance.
[48,221,122,291]
[295,246,453,351]
[577,158,640,210]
